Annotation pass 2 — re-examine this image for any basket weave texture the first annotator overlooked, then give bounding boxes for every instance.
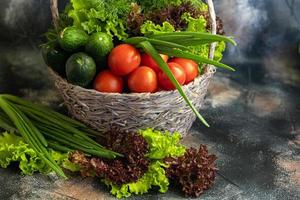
[50,0,217,136]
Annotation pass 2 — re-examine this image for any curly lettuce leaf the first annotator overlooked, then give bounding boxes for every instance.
[50,150,81,172]
[104,161,169,199]
[68,0,132,40]
[182,12,207,33]
[0,131,79,175]
[139,128,186,159]
[0,132,49,174]
[140,21,175,36]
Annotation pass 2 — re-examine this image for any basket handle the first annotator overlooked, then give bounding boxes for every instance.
[50,0,59,32]
[50,0,217,72]
[206,0,217,73]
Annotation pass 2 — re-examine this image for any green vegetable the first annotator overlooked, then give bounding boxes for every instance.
[68,0,132,40]
[42,43,69,76]
[59,27,89,52]
[181,12,207,33]
[104,161,169,198]
[66,52,97,87]
[140,128,186,159]
[140,21,175,36]
[50,149,81,172]
[85,32,114,64]
[0,97,66,178]
[0,131,79,175]
[150,32,236,46]
[156,47,235,71]
[0,95,121,160]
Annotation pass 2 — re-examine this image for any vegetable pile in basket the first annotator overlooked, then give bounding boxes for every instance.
[43,0,236,127]
[0,95,217,198]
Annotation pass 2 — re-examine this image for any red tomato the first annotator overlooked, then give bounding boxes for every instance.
[158,62,186,91]
[170,58,199,84]
[141,53,168,72]
[128,66,158,93]
[108,44,141,76]
[94,70,123,93]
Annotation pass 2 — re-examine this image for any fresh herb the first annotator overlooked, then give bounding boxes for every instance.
[0,95,122,178]
[0,97,66,178]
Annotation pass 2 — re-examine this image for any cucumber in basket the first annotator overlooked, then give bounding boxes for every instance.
[42,43,69,77]
[59,27,89,52]
[66,52,96,87]
[85,32,114,65]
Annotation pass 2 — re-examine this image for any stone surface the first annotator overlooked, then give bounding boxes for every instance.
[0,0,300,199]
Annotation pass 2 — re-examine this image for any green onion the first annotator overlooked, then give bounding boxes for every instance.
[150,32,237,46]
[163,38,221,46]
[48,141,73,153]
[0,94,123,177]
[156,47,235,71]
[0,97,67,178]
[0,110,17,132]
[1,94,87,128]
[147,39,190,51]
[124,37,148,45]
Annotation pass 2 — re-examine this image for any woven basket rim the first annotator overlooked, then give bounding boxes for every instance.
[49,67,212,97]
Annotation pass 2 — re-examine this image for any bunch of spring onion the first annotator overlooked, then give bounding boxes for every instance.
[0,94,121,178]
[125,32,236,127]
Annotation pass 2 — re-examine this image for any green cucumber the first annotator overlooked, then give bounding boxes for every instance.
[66,52,96,87]
[59,27,89,52]
[85,32,114,65]
[42,43,68,76]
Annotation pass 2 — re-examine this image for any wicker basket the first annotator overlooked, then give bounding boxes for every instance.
[49,0,217,136]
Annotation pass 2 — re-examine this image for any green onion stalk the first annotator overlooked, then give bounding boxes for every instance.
[0,95,123,178]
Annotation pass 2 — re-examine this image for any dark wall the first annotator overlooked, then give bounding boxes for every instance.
[0,0,67,43]
[215,0,300,61]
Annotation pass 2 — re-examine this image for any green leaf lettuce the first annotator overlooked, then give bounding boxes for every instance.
[140,128,186,159]
[0,131,79,175]
[68,0,132,40]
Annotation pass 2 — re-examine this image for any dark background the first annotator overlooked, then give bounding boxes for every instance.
[0,0,299,199]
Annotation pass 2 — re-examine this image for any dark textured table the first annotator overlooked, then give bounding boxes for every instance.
[0,0,299,199]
